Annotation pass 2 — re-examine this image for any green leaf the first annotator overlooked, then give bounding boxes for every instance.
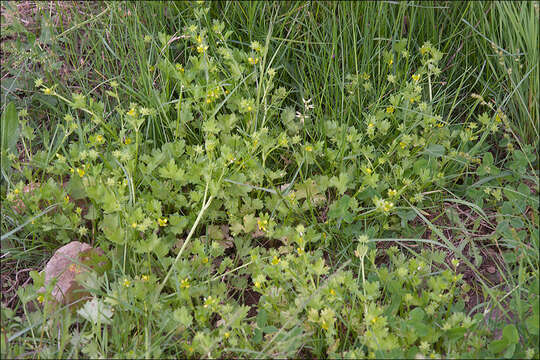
[159,159,185,182]
[446,326,467,340]
[1,102,20,172]
[66,175,86,200]
[169,214,189,235]
[397,209,416,227]
[525,314,539,335]
[243,213,257,233]
[502,324,519,344]
[328,195,354,223]
[85,205,99,221]
[173,307,193,328]
[424,144,445,158]
[256,308,267,328]
[503,343,516,358]
[409,307,425,322]
[77,297,114,325]
[101,214,125,244]
[488,338,508,354]
[330,172,350,195]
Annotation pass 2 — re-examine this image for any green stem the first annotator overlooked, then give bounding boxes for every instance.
[154,182,214,301]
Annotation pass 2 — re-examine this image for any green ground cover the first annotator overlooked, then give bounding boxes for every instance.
[1,1,538,358]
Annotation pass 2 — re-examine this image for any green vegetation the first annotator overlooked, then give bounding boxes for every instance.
[1,1,538,358]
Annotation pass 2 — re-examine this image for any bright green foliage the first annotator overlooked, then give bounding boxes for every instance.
[0,1,538,359]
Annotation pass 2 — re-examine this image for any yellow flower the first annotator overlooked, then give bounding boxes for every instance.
[203,296,214,308]
[131,222,137,228]
[202,257,209,264]
[175,63,185,73]
[271,256,280,265]
[412,74,420,82]
[254,281,261,288]
[257,219,268,231]
[124,137,132,145]
[37,295,45,304]
[77,168,85,177]
[43,87,53,95]
[329,289,336,296]
[321,321,329,330]
[248,57,259,65]
[399,141,407,149]
[180,278,190,289]
[371,316,378,324]
[197,45,208,53]
[123,278,131,288]
[367,122,374,128]
[14,188,20,195]
[96,135,104,143]
[158,218,168,226]
[64,194,70,203]
[305,145,313,152]
[383,202,394,213]
[388,189,397,197]
[224,331,230,339]
[127,108,137,117]
[388,58,393,66]
[141,275,150,281]
[386,106,394,114]
[247,105,253,112]
[365,168,372,175]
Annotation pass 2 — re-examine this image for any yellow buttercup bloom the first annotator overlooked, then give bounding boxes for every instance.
[180,278,190,289]
[158,218,168,226]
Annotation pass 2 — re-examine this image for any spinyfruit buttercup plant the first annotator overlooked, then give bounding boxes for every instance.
[1,2,538,359]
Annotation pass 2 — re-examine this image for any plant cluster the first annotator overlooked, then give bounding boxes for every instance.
[1,2,538,359]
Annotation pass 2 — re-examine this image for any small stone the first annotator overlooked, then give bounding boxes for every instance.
[38,241,109,310]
